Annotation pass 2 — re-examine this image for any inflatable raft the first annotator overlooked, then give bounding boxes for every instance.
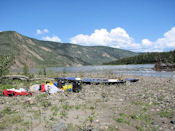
[55,77,139,84]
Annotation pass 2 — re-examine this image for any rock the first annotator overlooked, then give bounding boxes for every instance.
[86,125,93,131]
[29,100,34,104]
[164,129,171,131]
[162,121,166,124]
[149,101,153,105]
[159,127,163,130]
[151,109,154,112]
[95,119,99,123]
[52,122,67,131]
[156,109,160,111]
[151,122,156,125]
[104,126,108,129]
[119,99,123,101]
[170,120,175,124]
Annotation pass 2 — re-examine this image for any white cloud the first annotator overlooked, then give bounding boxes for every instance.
[70,27,140,51]
[141,27,175,52]
[36,29,49,35]
[156,27,175,48]
[43,29,49,33]
[36,29,42,35]
[42,36,61,42]
[70,27,175,52]
[142,39,152,46]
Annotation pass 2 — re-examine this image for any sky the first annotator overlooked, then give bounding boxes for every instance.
[0,0,175,52]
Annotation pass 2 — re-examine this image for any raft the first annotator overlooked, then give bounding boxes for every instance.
[55,77,139,85]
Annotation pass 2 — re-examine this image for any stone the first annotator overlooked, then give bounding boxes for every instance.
[119,99,123,101]
[151,122,156,125]
[52,122,67,131]
[159,127,163,130]
[95,119,99,123]
[156,109,160,111]
[170,120,175,124]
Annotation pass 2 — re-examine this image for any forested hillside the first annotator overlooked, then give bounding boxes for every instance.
[104,50,175,65]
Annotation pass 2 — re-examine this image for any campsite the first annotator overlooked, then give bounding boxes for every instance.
[1,0,175,130]
[0,71,175,130]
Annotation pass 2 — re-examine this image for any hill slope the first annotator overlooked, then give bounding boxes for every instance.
[0,31,137,68]
[104,50,175,65]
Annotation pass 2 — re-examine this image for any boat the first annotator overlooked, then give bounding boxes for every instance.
[55,77,139,84]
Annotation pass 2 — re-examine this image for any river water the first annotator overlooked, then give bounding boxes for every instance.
[29,64,175,79]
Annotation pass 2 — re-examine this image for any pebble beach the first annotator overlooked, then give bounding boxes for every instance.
[0,73,175,130]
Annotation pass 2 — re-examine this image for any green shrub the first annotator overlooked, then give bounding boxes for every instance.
[0,55,14,82]
[158,109,173,118]
[23,63,29,76]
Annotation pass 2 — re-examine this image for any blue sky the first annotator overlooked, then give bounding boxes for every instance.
[0,0,175,52]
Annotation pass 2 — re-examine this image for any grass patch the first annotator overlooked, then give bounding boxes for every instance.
[130,112,152,122]
[89,106,95,110]
[114,113,129,124]
[33,110,41,119]
[82,104,87,110]
[51,105,59,116]
[67,123,77,131]
[22,121,30,127]
[75,104,81,110]
[136,125,145,131]
[132,101,145,106]
[0,113,23,129]
[0,106,12,116]
[114,117,128,124]
[35,94,51,108]
[59,98,65,103]
[158,109,173,118]
[152,101,159,106]
[62,103,72,111]
[41,99,51,108]
[60,111,68,119]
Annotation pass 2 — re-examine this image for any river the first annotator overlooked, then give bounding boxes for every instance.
[29,64,175,79]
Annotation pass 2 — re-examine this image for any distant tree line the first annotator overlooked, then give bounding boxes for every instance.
[104,50,175,65]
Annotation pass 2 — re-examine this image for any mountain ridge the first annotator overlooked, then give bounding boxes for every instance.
[0,31,138,68]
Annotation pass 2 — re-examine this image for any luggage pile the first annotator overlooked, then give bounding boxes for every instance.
[2,77,139,97]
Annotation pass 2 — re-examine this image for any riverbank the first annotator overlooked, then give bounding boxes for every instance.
[0,73,175,130]
[11,64,175,80]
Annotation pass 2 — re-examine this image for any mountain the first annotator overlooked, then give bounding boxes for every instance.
[0,31,137,68]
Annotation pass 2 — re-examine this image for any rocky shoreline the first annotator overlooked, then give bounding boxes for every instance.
[0,73,175,130]
[153,62,175,71]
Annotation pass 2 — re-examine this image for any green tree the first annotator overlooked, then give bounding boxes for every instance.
[38,66,42,75]
[0,55,14,82]
[104,50,175,65]
[23,63,29,76]
[37,65,46,76]
[43,66,46,76]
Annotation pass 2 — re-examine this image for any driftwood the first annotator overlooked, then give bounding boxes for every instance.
[1,75,54,81]
[30,78,54,81]
[2,75,29,80]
